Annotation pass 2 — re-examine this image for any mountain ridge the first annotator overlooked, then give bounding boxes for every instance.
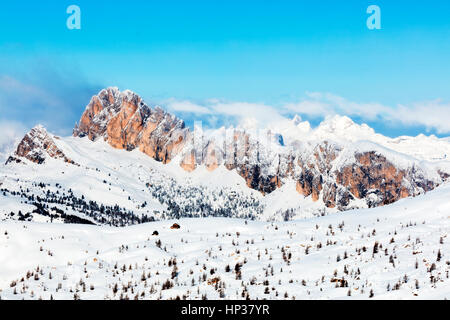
[3,87,450,222]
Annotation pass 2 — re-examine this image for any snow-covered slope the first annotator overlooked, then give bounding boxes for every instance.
[0,133,271,225]
[0,182,449,300]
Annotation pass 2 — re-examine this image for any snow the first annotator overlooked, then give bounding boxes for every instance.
[268,114,450,164]
[260,180,333,221]
[0,182,449,300]
[1,107,450,299]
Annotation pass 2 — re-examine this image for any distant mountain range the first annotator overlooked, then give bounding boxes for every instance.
[2,87,450,224]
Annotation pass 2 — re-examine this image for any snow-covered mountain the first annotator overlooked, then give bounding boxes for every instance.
[1,87,450,301]
[1,87,450,225]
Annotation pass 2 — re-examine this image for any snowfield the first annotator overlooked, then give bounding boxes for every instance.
[0,182,449,300]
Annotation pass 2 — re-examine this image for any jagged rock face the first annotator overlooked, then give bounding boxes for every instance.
[329,152,415,209]
[186,134,440,209]
[336,153,409,205]
[293,142,338,203]
[208,130,281,195]
[73,88,122,141]
[6,126,76,165]
[284,143,438,209]
[73,87,188,164]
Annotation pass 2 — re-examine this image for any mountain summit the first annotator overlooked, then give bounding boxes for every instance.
[6,125,76,165]
[73,87,188,163]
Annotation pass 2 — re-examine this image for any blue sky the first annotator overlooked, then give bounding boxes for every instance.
[0,0,449,138]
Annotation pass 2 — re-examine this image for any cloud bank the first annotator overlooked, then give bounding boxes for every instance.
[165,93,450,135]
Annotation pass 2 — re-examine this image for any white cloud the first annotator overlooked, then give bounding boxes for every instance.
[165,99,286,129]
[0,120,26,147]
[285,92,391,120]
[162,93,450,135]
[283,99,331,117]
[298,94,450,134]
[211,102,286,128]
[391,100,450,134]
[0,120,27,162]
[166,99,212,114]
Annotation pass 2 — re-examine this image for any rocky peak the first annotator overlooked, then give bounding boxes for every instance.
[74,88,188,163]
[6,125,76,165]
